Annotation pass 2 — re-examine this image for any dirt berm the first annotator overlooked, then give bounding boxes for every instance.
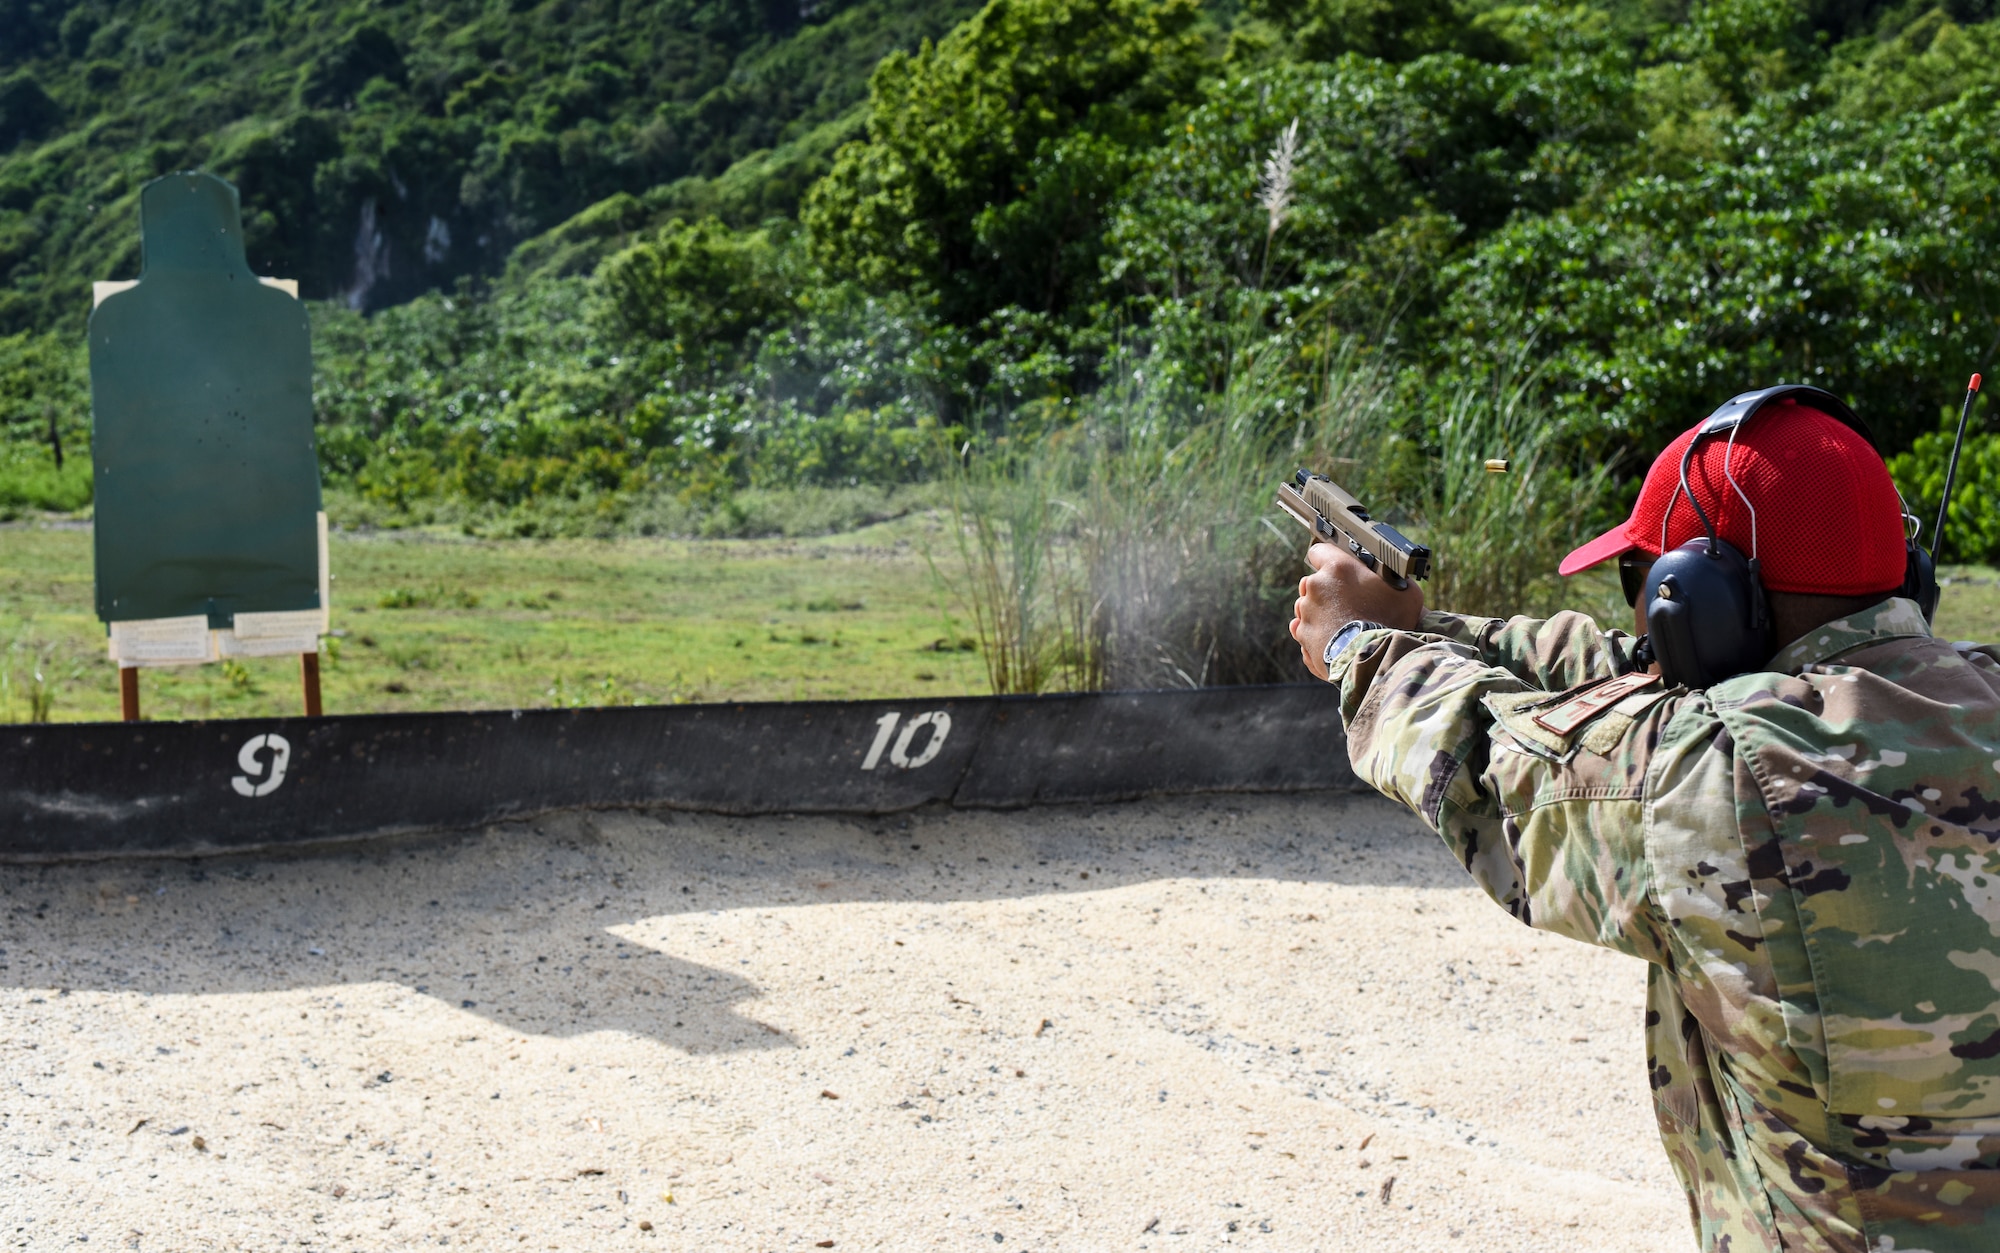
[0,792,1685,1251]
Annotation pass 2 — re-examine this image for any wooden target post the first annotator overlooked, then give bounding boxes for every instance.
[91,172,330,722]
[113,646,322,724]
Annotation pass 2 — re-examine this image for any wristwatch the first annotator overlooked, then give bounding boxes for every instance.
[1323,620,1387,672]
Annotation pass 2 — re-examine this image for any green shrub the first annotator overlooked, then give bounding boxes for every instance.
[0,448,89,514]
[600,218,793,349]
[1889,416,2000,565]
[0,330,88,514]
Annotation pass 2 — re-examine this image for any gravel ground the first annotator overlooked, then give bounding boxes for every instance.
[0,793,1687,1251]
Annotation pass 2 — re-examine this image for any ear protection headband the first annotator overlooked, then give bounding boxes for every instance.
[1642,384,1937,689]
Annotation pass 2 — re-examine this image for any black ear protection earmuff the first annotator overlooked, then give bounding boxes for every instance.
[1639,384,1940,689]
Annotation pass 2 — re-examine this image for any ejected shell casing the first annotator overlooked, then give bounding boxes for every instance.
[1484,459,1510,474]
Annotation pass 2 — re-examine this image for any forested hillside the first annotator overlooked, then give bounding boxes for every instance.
[11,0,2000,578]
[0,0,981,326]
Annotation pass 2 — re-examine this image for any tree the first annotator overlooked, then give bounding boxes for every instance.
[600,218,794,354]
[803,0,1204,325]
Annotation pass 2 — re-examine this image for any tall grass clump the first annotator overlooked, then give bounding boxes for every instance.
[1,638,63,723]
[935,322,1619,693]
[936,437,1097,695]
[1417,363,1620,620]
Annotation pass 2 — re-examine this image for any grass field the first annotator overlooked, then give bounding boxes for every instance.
[5,518,2000,724]
[0,516,988,724]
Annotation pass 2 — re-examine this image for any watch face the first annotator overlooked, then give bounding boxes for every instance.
[1325,621,1390,669]
[1324,622,1364,666]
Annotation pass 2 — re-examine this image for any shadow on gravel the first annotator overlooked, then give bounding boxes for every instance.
[0,792,1440,1052]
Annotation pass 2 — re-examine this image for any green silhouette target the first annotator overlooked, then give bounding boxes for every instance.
[90,172,322,631]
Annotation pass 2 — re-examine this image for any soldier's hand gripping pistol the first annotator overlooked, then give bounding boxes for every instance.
[1275,469,1432,590]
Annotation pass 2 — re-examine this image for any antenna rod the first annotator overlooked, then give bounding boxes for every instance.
[1935,373,1982,567]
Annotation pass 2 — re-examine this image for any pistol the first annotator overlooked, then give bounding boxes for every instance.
[1275,468,1431,590]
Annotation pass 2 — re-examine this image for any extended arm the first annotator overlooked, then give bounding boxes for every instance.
[1326,609,1674,964]
[1290,542,1644,692]
[1414,609,1647,693]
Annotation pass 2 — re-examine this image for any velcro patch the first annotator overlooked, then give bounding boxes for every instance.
[1533,671,1662,737]
[1486,690,1575,759]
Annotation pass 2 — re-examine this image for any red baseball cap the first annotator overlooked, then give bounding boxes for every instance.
[1559,398,1908,596]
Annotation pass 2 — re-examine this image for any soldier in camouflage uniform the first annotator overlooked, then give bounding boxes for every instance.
[1289,396,2000,1251]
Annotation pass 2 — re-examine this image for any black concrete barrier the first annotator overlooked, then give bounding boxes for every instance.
[0,684,1358,860]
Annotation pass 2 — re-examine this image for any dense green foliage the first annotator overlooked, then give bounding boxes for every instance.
[16,0,2000,569]
[0,0,981,330]
[307,269,955,533]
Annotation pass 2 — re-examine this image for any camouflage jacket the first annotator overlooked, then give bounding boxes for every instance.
[1327,598,2000,1251]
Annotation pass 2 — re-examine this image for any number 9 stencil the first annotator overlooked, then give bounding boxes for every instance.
[231,732,292,797]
